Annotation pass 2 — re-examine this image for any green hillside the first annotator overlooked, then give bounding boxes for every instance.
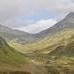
[0,37,47,74]
[9,29,74,53]
[45,37,74,74]
[0,28,74,74]
[0,37,28,64]
[25,29,74,74]
[11,28,74,74]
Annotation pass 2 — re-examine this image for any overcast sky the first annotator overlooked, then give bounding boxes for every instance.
[0,0,74,33]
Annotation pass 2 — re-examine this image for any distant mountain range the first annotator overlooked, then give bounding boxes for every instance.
[0,12,74,44]
[0,24,36,43]
[36,12,74,37]
[7,12,74,52]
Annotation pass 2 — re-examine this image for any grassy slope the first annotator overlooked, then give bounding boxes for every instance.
[26,29,74,74]
[25,28,74,74]
[0,37,29,65]
[0,37,47,74]
[8,28,74,74]
[9,29,74,52]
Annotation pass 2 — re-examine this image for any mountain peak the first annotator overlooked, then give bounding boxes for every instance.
[36,12,74,37]
[68,12,74,15]
[66,12,74,18]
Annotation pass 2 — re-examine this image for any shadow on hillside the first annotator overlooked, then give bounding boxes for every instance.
[0,71,31,74]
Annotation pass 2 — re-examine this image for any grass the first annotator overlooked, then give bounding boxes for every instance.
[7,28,74,74]
[0,37,29,65]
[9,28,74,52]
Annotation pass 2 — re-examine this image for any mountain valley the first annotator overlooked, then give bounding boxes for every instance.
[0,12,74,74]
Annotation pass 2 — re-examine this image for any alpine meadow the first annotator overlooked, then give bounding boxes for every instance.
[0,0,74,74]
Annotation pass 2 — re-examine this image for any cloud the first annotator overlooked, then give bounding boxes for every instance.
[0,0,74,18]
[15,19,57,33]
[17,0,74,18]
[0,0,20,22]
[0,0,74,28]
